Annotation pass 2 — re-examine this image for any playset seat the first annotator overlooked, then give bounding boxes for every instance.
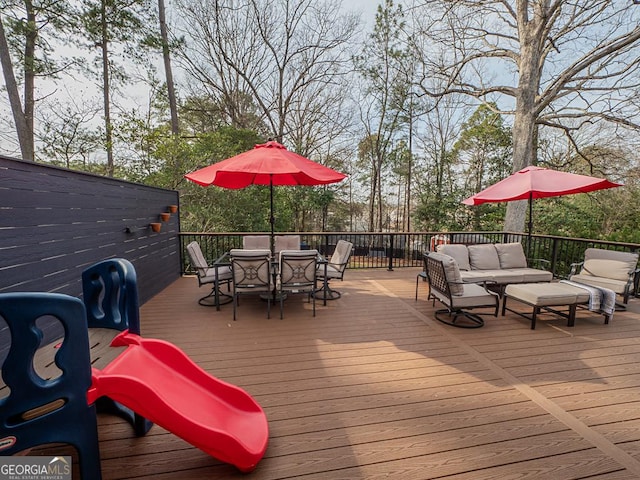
[0,292,103,479]
[0,258,269,477]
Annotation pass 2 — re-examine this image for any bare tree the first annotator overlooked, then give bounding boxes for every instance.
[0,0,74,161]
[37,92,101,168]
[0,11,32,160]
[79,0,158,177]
[412,93,467,230]
[174,0,359,145]
[354,0,411,232]
[157,0,179,135]
[410,0,640,232]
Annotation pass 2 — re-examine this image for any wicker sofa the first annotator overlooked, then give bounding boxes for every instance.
[436,242,553,290]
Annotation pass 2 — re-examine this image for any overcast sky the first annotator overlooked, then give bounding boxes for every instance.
[0,0,386,156]
[343,0,380,27]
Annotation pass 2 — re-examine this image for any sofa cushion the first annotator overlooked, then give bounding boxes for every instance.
[450,283,497,308]
[582,259,632,281]
[429,252,464,296]
[459,270,495,284]
[468,244,500,270]
[437,244,471,271]
[584,248,639,271]
[569,274,628,295]
[461,269,525,284]
[495,243,528,269]
[488,271,525,284]
[508,268,553,283]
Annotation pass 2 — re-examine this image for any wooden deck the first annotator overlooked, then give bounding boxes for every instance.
[35,269,640,478]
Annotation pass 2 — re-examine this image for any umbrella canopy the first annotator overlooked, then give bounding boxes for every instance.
[184,141,346,251]
[461,165,622,251]
[185,140,346,188]
[462,165,621,206]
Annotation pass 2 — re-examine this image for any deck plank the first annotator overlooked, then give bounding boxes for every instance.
[5,268,640,479]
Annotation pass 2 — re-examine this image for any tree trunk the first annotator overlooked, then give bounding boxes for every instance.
[377,161,383,232]
[0,13,33,160]
[158,0,179,136]
[406,107,412,232]
[504,104,536,231]
[100,0,114,177]
[368,162,377,232]
[504,23,542,233]
[23,0,36,160]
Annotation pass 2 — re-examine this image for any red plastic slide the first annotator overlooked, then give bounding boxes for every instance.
[87,331,268,473]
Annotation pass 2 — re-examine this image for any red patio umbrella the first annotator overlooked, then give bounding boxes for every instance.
[184,140,346,250]
[462,165,622,249]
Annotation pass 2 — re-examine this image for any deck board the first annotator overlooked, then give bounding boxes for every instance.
[10,268,640,479]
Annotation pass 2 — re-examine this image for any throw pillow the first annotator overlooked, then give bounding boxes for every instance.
[468,244,500,270]
[495,243,528,269]
[429,252,464,296]
[437,244,471,271]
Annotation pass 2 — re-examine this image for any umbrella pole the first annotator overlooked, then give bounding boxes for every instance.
[526,193,533,258]
[270,175,275,255]
[266,175,283,301]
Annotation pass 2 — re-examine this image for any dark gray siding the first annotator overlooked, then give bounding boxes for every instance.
[0,155,181,304]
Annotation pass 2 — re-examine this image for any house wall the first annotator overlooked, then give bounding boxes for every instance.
[0,155,181,304]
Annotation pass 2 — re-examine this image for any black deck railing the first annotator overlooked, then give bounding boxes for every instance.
[179,231,640,287]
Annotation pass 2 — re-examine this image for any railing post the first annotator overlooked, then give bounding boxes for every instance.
[388,234,394,271]
[550,236,559,278]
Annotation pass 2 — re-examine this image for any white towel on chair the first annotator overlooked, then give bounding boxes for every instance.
[560,280,616,318]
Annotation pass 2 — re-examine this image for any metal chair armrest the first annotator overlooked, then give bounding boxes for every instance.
[569,261,584,277]
[529,257,550,268]
[479,280,500,295]
[212,251,231,266]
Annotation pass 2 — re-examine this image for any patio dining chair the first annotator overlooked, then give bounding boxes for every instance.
[275,235,301,254]
[186,241,233,310]
[278,249,318,319]
[243,235,271,250]
[230,249,273,320]
[317,239,353,300]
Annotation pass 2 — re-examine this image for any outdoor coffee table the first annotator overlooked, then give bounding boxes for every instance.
[502,282,611,330]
